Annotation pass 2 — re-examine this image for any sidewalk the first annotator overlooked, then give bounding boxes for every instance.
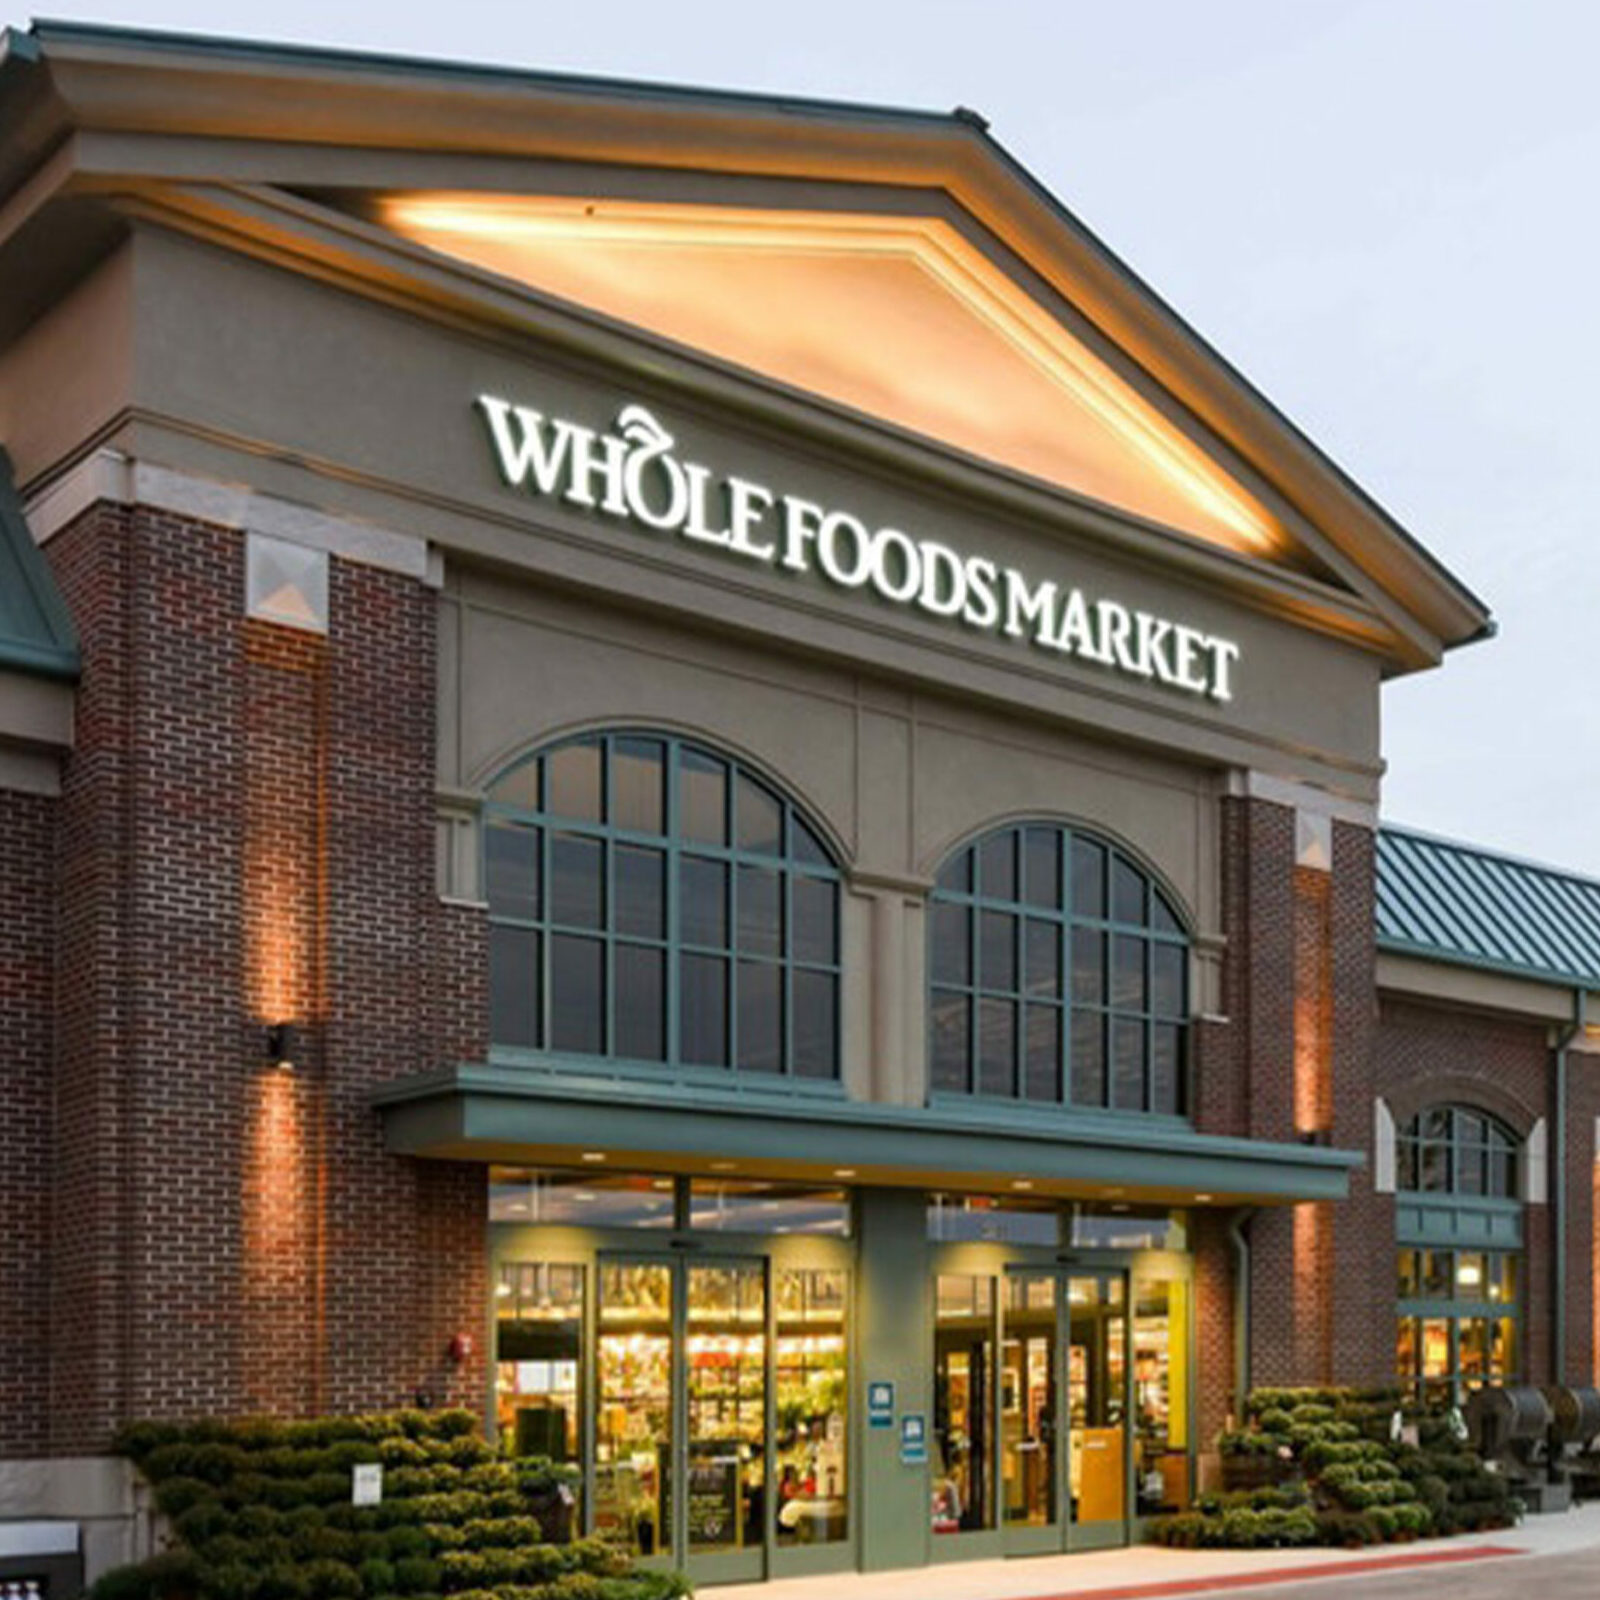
[712,1502,1600,1599]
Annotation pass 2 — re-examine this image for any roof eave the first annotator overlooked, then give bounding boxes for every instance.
[15,22,1490,659]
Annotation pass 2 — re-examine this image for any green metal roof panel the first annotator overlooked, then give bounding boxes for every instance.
[1377,826,1600,988]
[0,449,79,682]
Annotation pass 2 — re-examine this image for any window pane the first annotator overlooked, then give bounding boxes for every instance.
[979,831,1017,902]
[1023,827,1061,909]
[1456,1253,1487,1298]
[1071,837,1106,919]
[1024,918,1060,999]
[738,864,782,956]
[1456,1142,1485,1196]
[680,749,728,845]
[1396,1316,1418,1379]
[737,959,783,1073]
[793,874,837,966]
[791,812,832,868]
[550,934,604,1053]
[736,772,783,854]
[1398,1250,1419,1298]
[1112,1016,1145,1111]
[1071,1010,1106,1106]
[775,1268,850,1541]
[1421,1251,1452,1298]
[613,737,665,834]
[980,911,1018,993]
[1111,855,1146,925]
[615,845,665,940]
[551,833,604,929]
[793,970,838,1080]
[1420,1141,1449,1192]
[1072,927,1104,1005]
[680,856,728,948]
[514,1171,676,1228]
[1151,891,1183,936]
[1152,943,1185,1018]
[1488,1144,1515,1199]
[1397,1137,1419,1192]
[1491,1316,1517,1380]
[490,925,539,1047]
[932,902,971,986]
[1112,934,1147,1011]
[1423,1107,1452,1142]
[1024,1005,1061,1102]
[1152,1023,1182,1115]
[931,988,970,1093]
[491,757,541,811]
[695,1183,850,1235]
[937,850,972,895]
[486,820,541,920]
[931,1196,1058,1245]
[548,739,603,821]
[616,944,666,1061]
[978,998,1017,1096]
[681,953,728,1066]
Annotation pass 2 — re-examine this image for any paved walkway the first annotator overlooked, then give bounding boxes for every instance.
[712,1502,1600,1599]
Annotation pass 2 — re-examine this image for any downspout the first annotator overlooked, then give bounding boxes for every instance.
[1228,1207,1258,1414]
[1553,987,1586,1383]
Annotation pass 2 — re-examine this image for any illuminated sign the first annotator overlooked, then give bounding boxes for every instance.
[476,395,1241,701]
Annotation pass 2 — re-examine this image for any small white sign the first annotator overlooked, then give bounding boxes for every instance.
[352,1463,383,1506]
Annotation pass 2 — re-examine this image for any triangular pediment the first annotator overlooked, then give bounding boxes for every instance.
[380,194,1305,568]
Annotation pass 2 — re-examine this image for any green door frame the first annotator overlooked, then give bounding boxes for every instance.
[929,1241,1194,1565]
[489,1220,856,1586]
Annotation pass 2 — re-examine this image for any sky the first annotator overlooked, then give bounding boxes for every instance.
[19,1,1600,874]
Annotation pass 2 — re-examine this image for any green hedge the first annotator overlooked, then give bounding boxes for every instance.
[1153,1386,1518,1549]
[93,1413,687,1600]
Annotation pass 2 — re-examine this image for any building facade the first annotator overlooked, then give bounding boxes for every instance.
[1,22,1598,1589]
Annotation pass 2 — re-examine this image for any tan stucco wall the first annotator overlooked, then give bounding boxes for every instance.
[6,225,1385,801]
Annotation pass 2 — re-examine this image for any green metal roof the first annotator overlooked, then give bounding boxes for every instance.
[0,449,78,681]
[1378,825,1600,989]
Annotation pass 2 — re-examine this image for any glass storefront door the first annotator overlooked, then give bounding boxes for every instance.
[1067,1272,1128,1550]
[522,1249,846,1587]
[684,1262,766,1578]
[949,1265,1184,1559]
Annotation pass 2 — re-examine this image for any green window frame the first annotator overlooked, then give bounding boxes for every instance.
[928,823,1189,1114]
[485,731,842,1083]
[1395,1104,1523,1399]
[1396,1105,1518,1197]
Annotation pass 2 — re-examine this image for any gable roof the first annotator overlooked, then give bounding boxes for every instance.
[0,21,1492,672]
[1377,825,1600,990]
[0,446,78,681]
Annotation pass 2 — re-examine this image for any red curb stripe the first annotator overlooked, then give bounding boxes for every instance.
[1012,1543,1526,1600]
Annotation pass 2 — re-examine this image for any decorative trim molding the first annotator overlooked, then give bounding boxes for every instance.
[24,450,437,585]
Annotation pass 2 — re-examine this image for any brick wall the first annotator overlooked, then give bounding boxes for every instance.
[0,788,56,1454]
[33,501,486,1450]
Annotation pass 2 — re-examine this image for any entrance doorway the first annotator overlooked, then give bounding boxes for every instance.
[594,1257,768,1585]
[933,1265,1187,1558]
[499,1248,849,1588]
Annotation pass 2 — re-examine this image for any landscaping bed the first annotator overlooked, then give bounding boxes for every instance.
[93,1411,688,1600]
[1152,1386,1517,1549]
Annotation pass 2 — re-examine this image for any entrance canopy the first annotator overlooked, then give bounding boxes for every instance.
[376,1064,1360,1206]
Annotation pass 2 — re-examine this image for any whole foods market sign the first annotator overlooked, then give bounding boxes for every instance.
[477,395,1241,702]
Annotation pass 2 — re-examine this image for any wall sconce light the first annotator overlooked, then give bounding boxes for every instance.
[265,1022,298,1070]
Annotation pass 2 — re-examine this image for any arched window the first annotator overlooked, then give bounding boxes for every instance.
[1395,1104,1521,1401]
[485,731,841,1081]
[1397,1106,1518,1197]
[928,823,1189,1114]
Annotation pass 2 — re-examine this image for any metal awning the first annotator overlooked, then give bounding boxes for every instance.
[1378,826,1600,989]
[376,1063,1360,1206]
